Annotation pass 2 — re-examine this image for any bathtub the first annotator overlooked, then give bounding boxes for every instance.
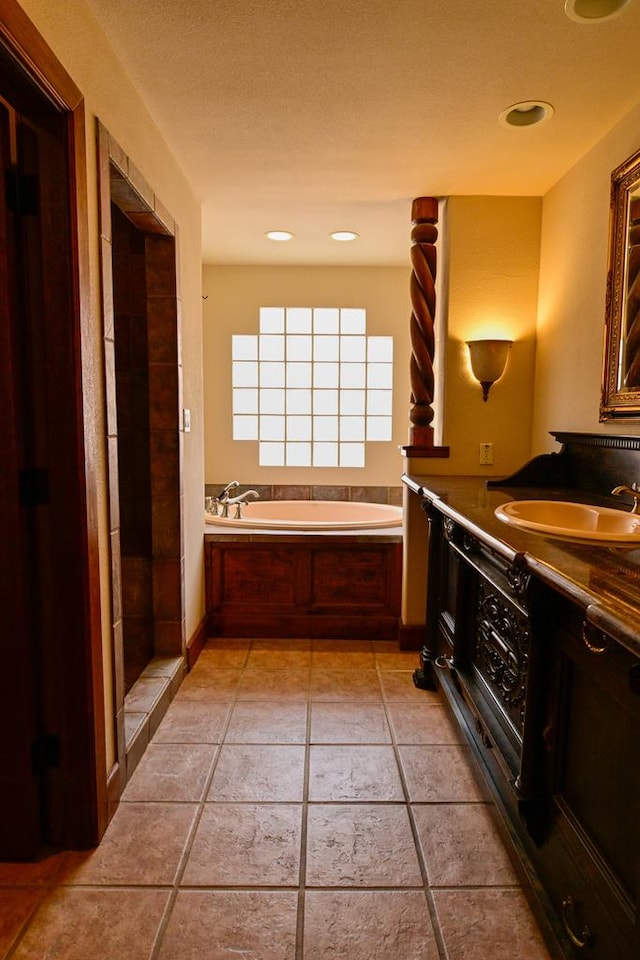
[204,500,402,639]
[205,499,402,531]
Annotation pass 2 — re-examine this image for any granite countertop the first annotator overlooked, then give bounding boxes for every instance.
[403,473,640,657]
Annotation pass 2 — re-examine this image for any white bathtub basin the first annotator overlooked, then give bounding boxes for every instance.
[205,499,403,531]
[495,499,640,542]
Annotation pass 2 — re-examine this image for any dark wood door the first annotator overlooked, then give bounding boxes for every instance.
[0,0,109,859]
[0,98,44,858]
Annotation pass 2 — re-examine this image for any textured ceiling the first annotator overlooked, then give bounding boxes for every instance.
[83,0,640,265]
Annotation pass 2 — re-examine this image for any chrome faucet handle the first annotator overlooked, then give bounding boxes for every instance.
[217,480,240,500]
[611,483,640,513]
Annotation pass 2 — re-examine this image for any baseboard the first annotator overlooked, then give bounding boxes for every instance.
[106,761,122,825]
[186,615,208,670]
[398,622,427,650]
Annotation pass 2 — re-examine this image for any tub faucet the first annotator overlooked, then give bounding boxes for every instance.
[210,480,240,517]
[611,482,640,513]
[217,480,240,499]
[225,489,260,519]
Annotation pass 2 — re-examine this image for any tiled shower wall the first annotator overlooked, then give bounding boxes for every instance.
[98,121,185,800]
[112,205,154,693]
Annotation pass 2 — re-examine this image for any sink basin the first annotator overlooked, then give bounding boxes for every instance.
[495,499,640,542]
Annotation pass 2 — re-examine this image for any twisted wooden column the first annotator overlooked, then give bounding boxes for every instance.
[405,197,448,456]
[400,198,448,656]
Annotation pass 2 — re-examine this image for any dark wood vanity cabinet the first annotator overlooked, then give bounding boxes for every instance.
[537,603,640,960]
[424,508,550,795]
[418,502,640,960]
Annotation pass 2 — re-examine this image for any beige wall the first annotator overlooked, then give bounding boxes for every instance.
[203,265,411,487]
[19,0,205,767]
[445,196,541,475]
[533,101,640,452]
[204,199,542,488]
[406,197,542,478]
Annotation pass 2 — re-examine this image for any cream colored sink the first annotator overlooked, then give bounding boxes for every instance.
[495,499,640,542]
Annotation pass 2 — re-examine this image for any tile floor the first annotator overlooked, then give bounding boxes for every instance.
[0,639,552,960]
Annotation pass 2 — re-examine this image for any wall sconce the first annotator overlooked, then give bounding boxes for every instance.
[466,339,513,401]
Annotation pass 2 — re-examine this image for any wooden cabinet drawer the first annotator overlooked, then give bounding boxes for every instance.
[535,811,637,960]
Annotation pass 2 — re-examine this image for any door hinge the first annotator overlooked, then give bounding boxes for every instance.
[5,170,39,215]
[19,467,50,506]
[31,734,60,773]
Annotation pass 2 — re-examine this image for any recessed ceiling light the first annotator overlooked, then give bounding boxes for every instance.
[564,0,633,22]
[265,230,294,241]
[498,101,554,128]
[330,231,359,242]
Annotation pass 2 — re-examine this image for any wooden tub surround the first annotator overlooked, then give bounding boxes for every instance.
[205,530,402,641]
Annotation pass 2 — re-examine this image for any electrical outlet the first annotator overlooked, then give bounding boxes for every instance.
[479,442,493,465]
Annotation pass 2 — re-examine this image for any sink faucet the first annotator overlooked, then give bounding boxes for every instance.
[611,483,640,513]
[225,489,260,519]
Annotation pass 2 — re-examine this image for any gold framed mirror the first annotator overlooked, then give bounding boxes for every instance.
[601,148,640,419]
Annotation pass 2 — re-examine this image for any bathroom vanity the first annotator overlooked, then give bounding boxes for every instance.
[404,432,640,960]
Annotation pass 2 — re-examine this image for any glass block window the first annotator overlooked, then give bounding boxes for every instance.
[232,307,393,467]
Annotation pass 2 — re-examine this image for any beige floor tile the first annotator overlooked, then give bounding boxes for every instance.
[246,638,312,668]
[182,803,302,886]
[207,744,305,801]
[157,890,297,960]
[308,745,404,801]
[386,701,461,745]
[413,803,518,886]
[379,670,441,702]
[399,745,484,802]
[225,701,308,743]
[174,667,242,700]
[140,656,183,679]
[374,646,422,670]
[303,889,440,960]
[311,639,375,668]
[0,853,67,887]
[3,639,551,960]
[236,668,310,701]
[200,639,251,667]
[310,702,391,743]
[0,888,42,956]
[122,743,217,802]
[306,804,422,886]
[124,677,167,713]
[152,700,231,743]
[10,888,169,960]
[124,711,147,744]
[432,888,552,960]
[310,668,382,701]
[60,803,197,886]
